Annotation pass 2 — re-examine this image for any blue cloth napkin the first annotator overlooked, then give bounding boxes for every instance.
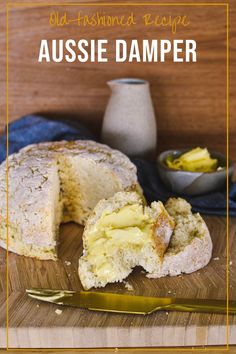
[0,115,94,161]
[0,115,235,217]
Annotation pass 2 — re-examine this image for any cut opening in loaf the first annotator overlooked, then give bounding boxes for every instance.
[0,141,139,260]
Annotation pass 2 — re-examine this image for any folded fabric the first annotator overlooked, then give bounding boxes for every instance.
[0,115,94,162]
[0,115,235,217]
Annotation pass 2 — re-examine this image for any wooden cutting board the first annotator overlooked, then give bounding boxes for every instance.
[0,214,236,349]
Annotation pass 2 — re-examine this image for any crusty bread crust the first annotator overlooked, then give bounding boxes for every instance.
[148,197,213,278]
[147,216,212,278]
[0,239,57,261]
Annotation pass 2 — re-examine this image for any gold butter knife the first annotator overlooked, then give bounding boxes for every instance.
[26,288,236,315]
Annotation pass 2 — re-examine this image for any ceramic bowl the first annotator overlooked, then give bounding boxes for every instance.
[157,149,234,196]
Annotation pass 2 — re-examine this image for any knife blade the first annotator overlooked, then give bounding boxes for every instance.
[26,288,236,315]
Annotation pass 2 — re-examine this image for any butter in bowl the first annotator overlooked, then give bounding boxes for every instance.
[157,147,234,196]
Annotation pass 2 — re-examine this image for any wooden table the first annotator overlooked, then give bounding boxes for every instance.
[0,203,235,348]
[0,134,234,349]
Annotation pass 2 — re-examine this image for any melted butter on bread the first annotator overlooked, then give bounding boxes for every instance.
[79,192,175,289]
[79,194,213,289]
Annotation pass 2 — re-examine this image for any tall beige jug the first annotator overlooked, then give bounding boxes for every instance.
[101,78,157,157]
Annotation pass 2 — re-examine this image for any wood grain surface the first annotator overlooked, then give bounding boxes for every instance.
[0,0,235,153]
[2,348,236,354]
[0,209,235,348]
[2,349,236,354]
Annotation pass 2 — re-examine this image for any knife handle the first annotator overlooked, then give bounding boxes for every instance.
[162,299,236,315]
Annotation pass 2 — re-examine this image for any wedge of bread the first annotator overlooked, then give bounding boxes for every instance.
[78,193,212,290]
[147,197,213,278]
[79,191,175,290]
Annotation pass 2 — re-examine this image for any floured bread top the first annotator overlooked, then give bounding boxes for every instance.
[3,140,137,189]
[0,140,139,260]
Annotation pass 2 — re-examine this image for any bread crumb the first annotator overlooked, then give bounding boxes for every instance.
[36,304,40,308]
[213,257,219,261]
[168,290,172,294]
[166,312,169,316]
[55,309,62,315]
[65,261,71,266]
[229,261,233,266]
[124,281,134,291]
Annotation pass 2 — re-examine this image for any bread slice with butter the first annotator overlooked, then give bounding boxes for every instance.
[78,191,175,290]
[147,197,213,278]
[78,193,212,290]
[0,140,140,260]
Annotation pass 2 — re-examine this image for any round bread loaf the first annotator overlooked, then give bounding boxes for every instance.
[0,140,139,260]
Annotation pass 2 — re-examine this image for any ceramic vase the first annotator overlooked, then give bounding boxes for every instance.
[101,78,157,156]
